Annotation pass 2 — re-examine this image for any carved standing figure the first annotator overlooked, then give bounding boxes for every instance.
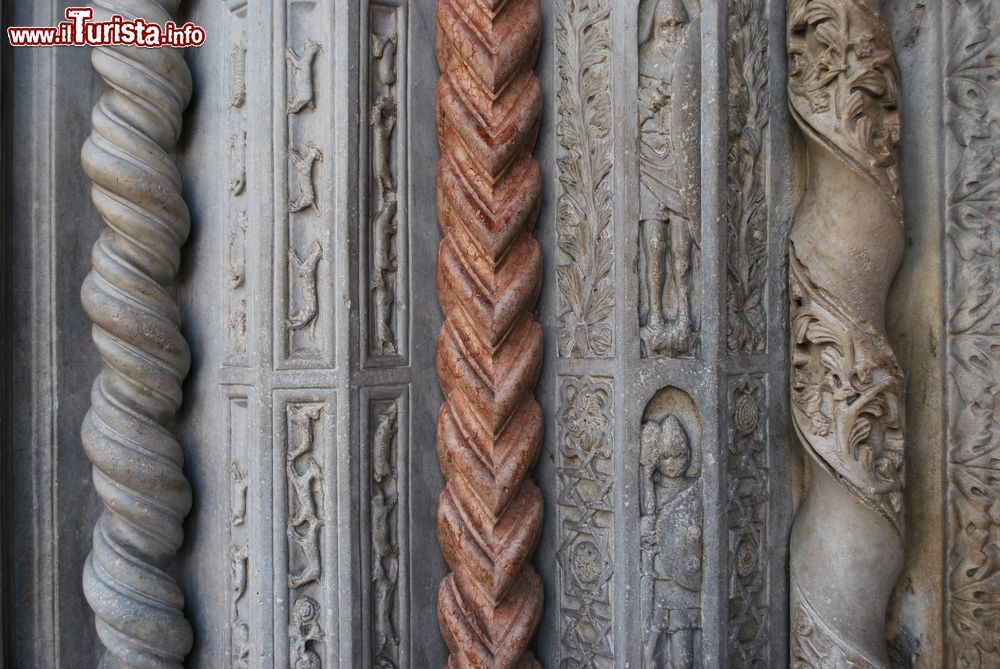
[638,0,701,357]
[640,415,703,668]
[79,0,194,665]
[787,1,905,666]
[435,0,545,666]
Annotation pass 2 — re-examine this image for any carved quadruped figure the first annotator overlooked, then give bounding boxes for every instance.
[371,399,401,667]
[435,0,545,665]
[787,1,905,666]
[370,29,401,358]
[640,409,703,669]
[287,403,325,591]
[287,239,323,340]
[638,0,701,358]
[79,0,194,665]
[288,143,323,213]
[286,40,322,114]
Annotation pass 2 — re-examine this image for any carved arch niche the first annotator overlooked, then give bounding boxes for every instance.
[639,386,705,668]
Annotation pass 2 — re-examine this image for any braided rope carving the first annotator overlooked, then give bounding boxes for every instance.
[434,0,544,666]
[79,1,194,666]
[787,1,905,666]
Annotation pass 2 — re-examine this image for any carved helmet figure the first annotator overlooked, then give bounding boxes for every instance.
[641,414,692,481]
[638,0,690,48]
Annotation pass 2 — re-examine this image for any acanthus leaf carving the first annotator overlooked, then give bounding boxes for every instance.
[946,1,1000,665]
[555,0,615,359]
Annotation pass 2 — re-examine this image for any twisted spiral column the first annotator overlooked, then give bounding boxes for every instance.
[434,0,544,666]
[786,1,905,666]
[79,1,194,666]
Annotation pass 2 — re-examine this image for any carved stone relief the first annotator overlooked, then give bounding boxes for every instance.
[640,387,704,668]
[556,376,614,667]
[286,40,321,115]
[637,0,701,359]
[368,9,404,362]
[434,0,545,665]
[725,0,768,355]
[726,375,769,666]
[228,396,252,668]
[945,1,1000,665]
[371,397,401,668]
[556,0,615,359]
[787,0,906,665]
[285,401,327,666]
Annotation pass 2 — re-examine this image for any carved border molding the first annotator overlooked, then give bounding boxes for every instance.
[945,1,1000,665]
[556,376,614,666]
[725,0,769,355]
[556,0,615,359]
[434,0,545,665]
[79,0,194,664]
[227,394,252,668]
[726,374,769,666]
[787,0,906,665]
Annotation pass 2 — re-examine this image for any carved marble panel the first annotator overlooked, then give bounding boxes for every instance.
[275,392,335,668]
[365,3,408,366]
[637,0,702,359]
[556,0,615,359]
[277,0,334,370]
[640,387,704,668]
[226,393,252,669]
[726,375,769,666]
[945,1,1000,665]
[725,0,768,355]
[556,376,615,667]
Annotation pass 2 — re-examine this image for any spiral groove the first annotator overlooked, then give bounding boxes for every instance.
[434,1,544,666]
[79,2,194,666]
[786,1,905,666]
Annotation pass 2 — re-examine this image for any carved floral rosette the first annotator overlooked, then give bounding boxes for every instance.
[787,0,906,666]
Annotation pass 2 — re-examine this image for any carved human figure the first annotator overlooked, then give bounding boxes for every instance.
[638,0,701,357]
[286,40,322,114]
[289,596,324,669]
[640,415,703,668]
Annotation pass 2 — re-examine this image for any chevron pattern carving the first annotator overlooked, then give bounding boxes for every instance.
[434,0,545,666]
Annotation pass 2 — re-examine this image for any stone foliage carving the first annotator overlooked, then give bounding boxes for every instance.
[371,399,400,668]
[638,0,701,359]
[640,388,703,668]
[370,28,401,358]
[787,0,905,665]
[945,1,1000,665]
[286,402,326,665]
[555,0,615,359]
[556,376,614,667]
[434,0,545,665]
[726,375,769,666]
[726,0,768,355]
[78,0,194,665]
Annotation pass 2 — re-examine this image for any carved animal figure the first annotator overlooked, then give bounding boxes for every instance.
[640,414,703,669]
[286,404,324,590]
[372,194,399,355]
[638,0,701,357]
[288,143,323,213]
[286,240,323,337]
[286,40,322,114]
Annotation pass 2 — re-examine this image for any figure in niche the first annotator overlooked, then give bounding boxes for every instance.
[638,0,701,357]
[289,596,324,669]
[640,414,703,668]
